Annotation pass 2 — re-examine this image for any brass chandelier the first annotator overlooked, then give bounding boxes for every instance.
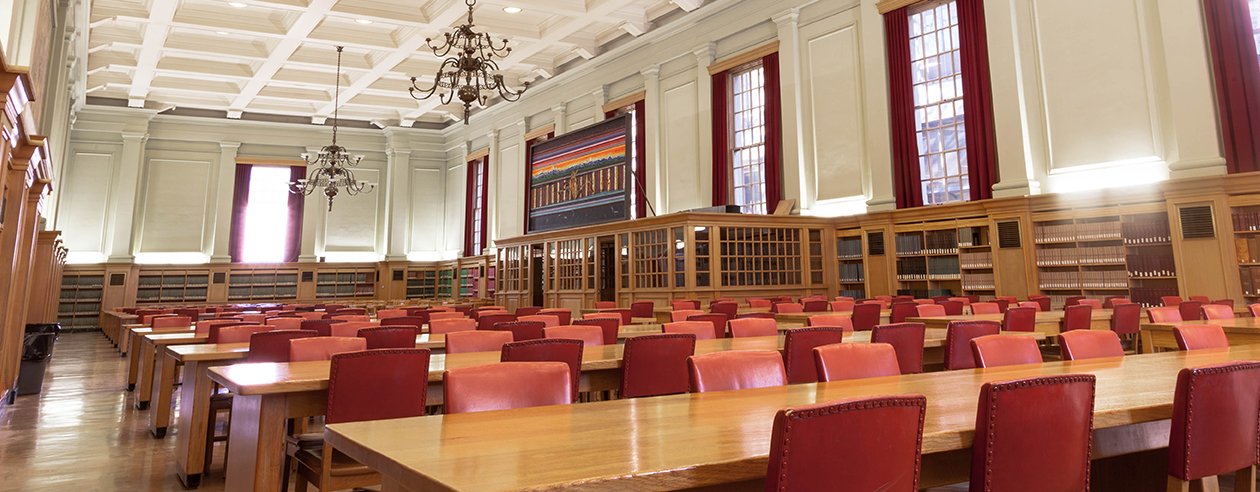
[408,0,528,124]
[290,46,375,211]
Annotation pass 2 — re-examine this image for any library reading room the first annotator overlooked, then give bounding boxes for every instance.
[6,0,1260,491]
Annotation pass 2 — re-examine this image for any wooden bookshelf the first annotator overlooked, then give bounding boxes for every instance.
[135,269,210,304]
[890,221,976,299]
[1231,203,1260,304]
[836,231,865,299]
[58,273,104,329]
[436,268,455,298]
[227,268,300,302]
[406,269,437,299]
[315,267,377,299]
[1033,208,1176,308]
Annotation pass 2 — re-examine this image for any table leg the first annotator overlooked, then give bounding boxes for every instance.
[1141,330,1155,354]
[149,349,180,438]
[126,332,143,390]
[122,327,133,356]
[135,339,156,410]
[224,391,325,492]
[177,361,214,489]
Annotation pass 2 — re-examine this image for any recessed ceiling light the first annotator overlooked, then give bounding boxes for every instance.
[227,2,247,7]
[503,6,522,13]
[217,31,230,35]
[355,18,373,24]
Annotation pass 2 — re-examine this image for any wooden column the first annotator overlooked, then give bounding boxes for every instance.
[25,230,63,323]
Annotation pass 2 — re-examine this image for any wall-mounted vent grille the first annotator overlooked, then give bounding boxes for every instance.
[301,271,314,282]
[109,274,126,286]
[867,232,885,256]
[1179,205,1216,239]
[212,272,225,284]
[997,221,1022,248]
[392,270,404,281]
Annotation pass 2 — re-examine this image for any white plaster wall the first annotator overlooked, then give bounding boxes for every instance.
[137,156,211,253]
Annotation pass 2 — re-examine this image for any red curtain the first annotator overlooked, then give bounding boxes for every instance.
[762,52,784,212]
[885,7,923,209]
[284,166,305,262]
[957,0,997,201]
[523,133,554,233]
[711,71,729,206]
[227,164,252,262]
[1204,0,1260,174]
[606,100,648,218]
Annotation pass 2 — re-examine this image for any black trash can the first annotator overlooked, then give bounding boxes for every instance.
[17,323,60,396]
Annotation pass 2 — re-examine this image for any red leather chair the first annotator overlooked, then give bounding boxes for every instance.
[772,303,804,314]
[943,320,1001,371]
[1201,304,1235,320]
[801,300,829,312]
[1028,295,1052,312]
[663,321,716,340]
[538,308,572,326]
[807,314,853,331]
[971,335,1042,368]
[249,330,317,363]
[207,321,261,344]
[1102,296,1128,308]
[1210,298,1235,307]
[518,315,561,327]
[1174,325,1230,350]
[1001,306,1037,332]
[1162,296,1184,307]
[374,309,406,320]
[543,326,604,346]
[330,308,366,316]
[749,299,773,309]
[1167,362,1260,490]
[669,309,705,322]
[331,321,380,338]
[851,303,881,331]
[670,299,700,310]
[727,318,777,338]
[1252,303,1260,318]
[594,301,617,309]
[1148,306,1183,323]
[515,306,543,317]
[830,300,855,312]
[813,343,900,382]
[939,300,964,315]
[686,313,729,339]
[152,316,193,331]
[630,300,654,319]
[766,395,927,492]
[1078,299,1103,309]
[971,375,1097,491]
[1058,330,1125,360]
[971,302,1001,315]
[1179,301,1204,322]
[242,314,270,324]
[1188,295,1210,304]
[1109,302,1141,353]
[619,333,696,398]
[357,326,417,349]
[265,317,304,330]
[195,318,245,337]
[445,330,513,354]
[299,319,343,337]
[1062,305,1092,332]
[1064,296,1086,307]
[442,362,572,414]
[477,313,517,331]
[429,312,466,321]
[735,312,777,320]
[430,318,475,334]
[782,327,845,384]
[381,316,427,330]
[600,308,633,326]
[289,337,367,362]
[1018,301,1041,311]
[871,323,926,374]
[889,303,917,324]
[492,320,546,341]
[572,318,619,346]
[501,339,584,401]
[687,350,786,393]
[174,308,201,319]
[915,304,946,317]
[710,302,739,320]
[217,324,273,344]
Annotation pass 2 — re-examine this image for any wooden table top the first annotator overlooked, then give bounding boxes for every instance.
[324,346,1258,492]
[1142,317,1260,332]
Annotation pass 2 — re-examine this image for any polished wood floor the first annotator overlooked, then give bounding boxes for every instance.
[0,332,1252,491]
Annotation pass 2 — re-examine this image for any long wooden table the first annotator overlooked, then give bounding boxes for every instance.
[325,346,1260,492]
[1140,317,1260,353]
[907,310,1116,336]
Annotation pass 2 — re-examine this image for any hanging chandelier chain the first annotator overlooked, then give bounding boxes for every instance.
[290,45,374,211]
[332,45,343,145]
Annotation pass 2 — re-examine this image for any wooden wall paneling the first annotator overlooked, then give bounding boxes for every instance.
[862,220,893,297]
[1167,197,1231,302]
[25,231,62,323]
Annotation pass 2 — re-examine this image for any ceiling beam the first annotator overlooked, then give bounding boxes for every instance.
[226,0,339,118]
[125,0,179,107]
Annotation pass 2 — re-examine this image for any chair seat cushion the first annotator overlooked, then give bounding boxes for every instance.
[295,447,376,477]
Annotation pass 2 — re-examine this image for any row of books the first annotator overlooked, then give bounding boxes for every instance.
[1127,254,1176,278]
[1035,246,1127,266]
[1130,287,1180,308]
[61,275,104,287]
[136,287,209,300]
[1239,266,1260,296]
[928,257,961,279]
[1236,238,1260,264]
[958,227,987,247]
[1122,221,1172,245]
[60,289,102,300]
[57,302,100,314]
[896,257,928,279]
[228,273,301,286]
[895,234,925,256]
[962,273,995,290]
[837,289,866,299]
[896,289,953,298]
[138,275,210,287]
[922,231,959,254]
[1035,222,1124,243]
[1081,271,1130,289]
[57,316,101,328]
[838,263,865,283]
[1232,211,1260,232]
[960,251,993,269]
[837,238,863,259]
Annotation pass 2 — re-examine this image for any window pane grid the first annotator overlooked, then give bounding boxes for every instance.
[730,62,769,215]
[469,157,486,255]
[614,106,640,219]
[910,1,970,206]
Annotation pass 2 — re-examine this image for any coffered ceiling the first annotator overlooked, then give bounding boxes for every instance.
[85,0,699,126]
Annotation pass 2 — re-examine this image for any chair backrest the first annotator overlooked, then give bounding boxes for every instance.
[375,309,407,320]
[914,299,935,305]
[174,308,201,319]
[726,318,776,338]
[501,339,584,401]
[851,303,882,331]
[971,375,1096,491]
[241,313,269,324]
[916,304,946,317]
[948,297,971,306]
[971,335,1042,368]
[871,323,926,374]
[265,317,304,330]
[1211,298,1235,307]
[331,308,367,316]
[519,315,561,327]
[544,326,604,346]
[515,307,543,317]
[1162,296,1184,307]
[248,330,317,363]
[331,321,380,338]
[671,299,701,310]
[194,318,243,337]
[430,318,476,335]
[1061,305,1093,332]
[766,395,927,492]
[1110,302,1141,335]
[207,321,261,343]
[442,362,572,414]
[1252,303,1260,318]
[152,316,193,331]
[1077,299,1102,309]
[296,312,326,321]
[429,312,466,321]
[749,299,773,308]
[663,321,716,340]
[939,300,964,315]
[1179,300,1204,321]
[1188,295,1210,303]
[813,343,901,382]
[1168,362,1260,481]
[1028,296,1052,312]
[943,320,1002,371]
[1102,296,1129,309]
[1001,307,1037,332]
[1148,307,1183,323]
[830,300,855,313]
[686,314,729,339]
[971,302,1001,314]
[382,316,428,329]
[1017,301,1040,311]
[218,324,274,344]
[993,299,1012,313]
[670,309,705,322]
[807,314,853,331]
[358,326,418,349]
[492,320,547,342]
[1201,304,1235,320]
[782,327,845,384]
[572,318,619,346]
[537,308,572,326]
[594,301,617,309]
[445,330,513,354]
[326,349,431,424]
[599,309,633,326]
[477,313,518,331]
[1058,330,1125,360]
[736,312,777,320]
[687,350,786,393]
[332,315,371,323]
[1174,324,1230,350]
[1064,296,1085,307]
[620,333,696,398]
[889,303,917,324]
[289,337,368,362]
[801,300,829,313]
[629,300,655,318]
[710,302,739,318]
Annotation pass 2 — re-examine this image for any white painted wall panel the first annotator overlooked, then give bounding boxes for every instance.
[60,152,114,254]
[323,168,380,252]
[663,80,701,212]
[806,24,865,203]
[496,144,522,239]
[139,159,210,252]
[445,161,467,256]
[409,167,444,253]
